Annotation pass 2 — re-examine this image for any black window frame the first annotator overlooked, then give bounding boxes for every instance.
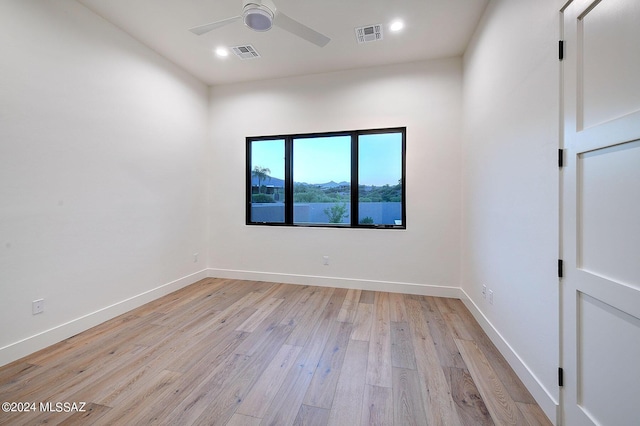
[246,127,406,229]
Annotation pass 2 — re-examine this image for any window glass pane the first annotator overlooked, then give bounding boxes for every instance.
[250,139,285,223]
[358,132,403,226]
[293,136,351,225]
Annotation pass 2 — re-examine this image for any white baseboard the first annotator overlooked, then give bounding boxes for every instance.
[459,289,559,425]
[207,268,463,299]
[0,269,209,367]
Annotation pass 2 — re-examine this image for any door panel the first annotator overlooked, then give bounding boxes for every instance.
[577,292,640,426]
[580,0,640,129]
[562,0,640,425]
[578,141,640,288]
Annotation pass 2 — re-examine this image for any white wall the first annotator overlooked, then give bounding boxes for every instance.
[208,58,463,295]
[0,0,209,365]
[462,0,561,421]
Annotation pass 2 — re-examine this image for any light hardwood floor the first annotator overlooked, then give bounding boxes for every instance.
[0,278,552,425]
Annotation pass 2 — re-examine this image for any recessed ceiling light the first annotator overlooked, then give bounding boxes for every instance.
[389,20,404,32]
[215,47,229,57]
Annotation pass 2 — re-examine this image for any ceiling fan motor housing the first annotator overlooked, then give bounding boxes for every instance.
[243,2,274,31]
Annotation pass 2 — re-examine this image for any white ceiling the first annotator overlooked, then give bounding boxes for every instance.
[76,0,489,86]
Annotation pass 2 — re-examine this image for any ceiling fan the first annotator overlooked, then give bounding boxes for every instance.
[189,0,330,47]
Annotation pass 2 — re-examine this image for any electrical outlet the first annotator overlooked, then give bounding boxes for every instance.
[323,256,329,266]
[193,253,199,263]
[488,290,494,305]
[482,285,487,299]
[32,299,44,315]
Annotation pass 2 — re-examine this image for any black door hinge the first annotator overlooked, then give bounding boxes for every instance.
[559,40,564,61]
[558,149,564,168]
[559,367,564,387]
[558,259,564,278]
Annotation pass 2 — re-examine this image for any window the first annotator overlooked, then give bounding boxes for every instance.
[246,127,406,228]
[249,138,286,223]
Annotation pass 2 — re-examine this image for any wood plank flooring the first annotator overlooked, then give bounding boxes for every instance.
[0,278,552,425]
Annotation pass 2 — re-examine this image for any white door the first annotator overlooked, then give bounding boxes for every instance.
[561,0,640,425]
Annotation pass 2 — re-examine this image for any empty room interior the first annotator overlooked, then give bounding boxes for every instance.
[2,0,639,425]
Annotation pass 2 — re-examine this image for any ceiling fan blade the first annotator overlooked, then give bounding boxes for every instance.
[273,12,330,47]
[189,16,241,35]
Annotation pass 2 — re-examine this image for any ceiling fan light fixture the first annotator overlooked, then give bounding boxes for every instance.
[243,5,273,31]
[189,0,330,47]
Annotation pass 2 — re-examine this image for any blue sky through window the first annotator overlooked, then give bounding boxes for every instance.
[293,136,351,184]
[251,139,285,182]
[251,132,402,186]
[358,133,402,186]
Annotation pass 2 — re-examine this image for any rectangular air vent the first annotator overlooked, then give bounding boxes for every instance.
[231,45,260,60]
[355,24,383,44]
